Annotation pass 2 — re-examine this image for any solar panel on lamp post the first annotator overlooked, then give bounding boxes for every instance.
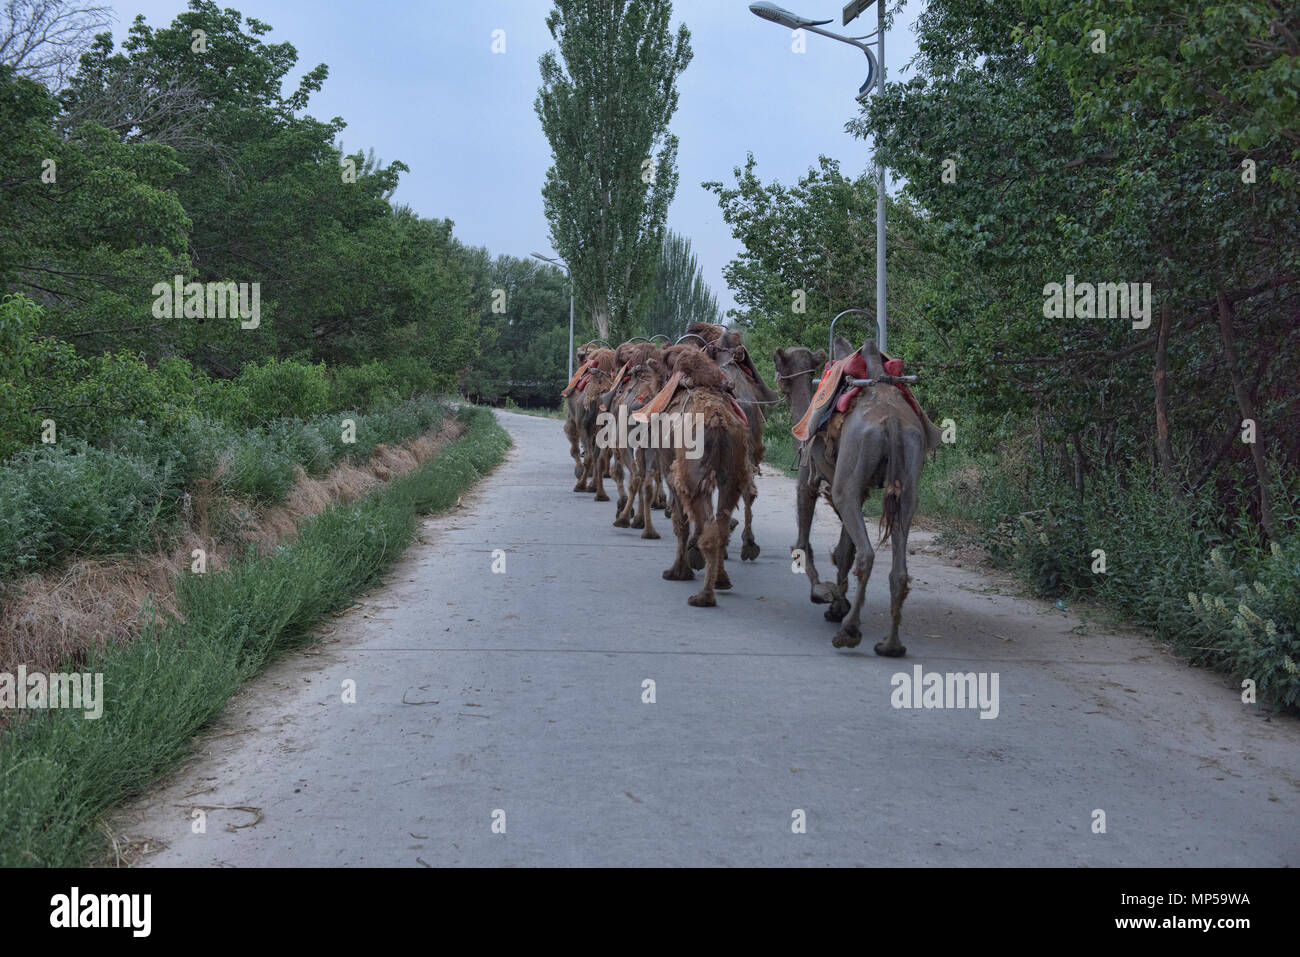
[532,252,574,380]
[748,0,887,353]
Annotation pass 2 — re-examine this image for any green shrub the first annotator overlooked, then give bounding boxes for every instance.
[383,355,445,399]
[225,435,296,506]
[0,477,43,581]
[236,358,330,424]
[1188,539,1300,710]
[13,444,176,561]
[196,377,253,427]
[330,361,399,411]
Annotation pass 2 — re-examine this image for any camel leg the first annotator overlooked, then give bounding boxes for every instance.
[611,449,627,515]
[662,480,695,581]
[711,470,744,593]
[639,454,660,539]
[877,445,921,657]
[830,446,882,649]
[740,476,760,561]
[575,419,596,492]
[565,410,583,479]
[652,470,668,510]
[687,493,718,607]
[795,469,836,604]
[592,447,611,502]
[629,451,647,528]
[613,449,635,526]
[824,526,855,622]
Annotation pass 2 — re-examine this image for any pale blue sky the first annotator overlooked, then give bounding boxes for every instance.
[106,0,924,319]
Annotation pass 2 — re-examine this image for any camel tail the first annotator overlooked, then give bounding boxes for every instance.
[878,417,906,546]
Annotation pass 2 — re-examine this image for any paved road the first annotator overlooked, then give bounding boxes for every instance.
[119,410,1300,866]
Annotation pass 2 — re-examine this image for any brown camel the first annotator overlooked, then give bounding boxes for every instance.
[562,343,594,482]
[644,347,751,607]
[774,337,942,655]
[596,340,664,533]
[564,347,618,495]
[705,330,781,561]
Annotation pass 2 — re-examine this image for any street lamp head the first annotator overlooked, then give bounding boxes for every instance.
[748,2,830,30]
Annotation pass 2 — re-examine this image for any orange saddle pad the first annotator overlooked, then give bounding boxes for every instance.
[600,362,631,411]
[561,360,593,397]
[631,370,682,423]
[792,359,846,442]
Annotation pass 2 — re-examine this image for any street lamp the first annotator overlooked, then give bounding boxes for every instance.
[532,251,575,380]
[749,0,888,353]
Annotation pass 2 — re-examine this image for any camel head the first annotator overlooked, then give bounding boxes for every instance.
[773,345,827,422]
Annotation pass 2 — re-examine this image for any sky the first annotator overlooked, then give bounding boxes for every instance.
[105,0,925,320]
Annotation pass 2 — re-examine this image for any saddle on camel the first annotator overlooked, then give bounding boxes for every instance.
[791,348,926,447]
[635,346,751,608]
[632,343,749,427]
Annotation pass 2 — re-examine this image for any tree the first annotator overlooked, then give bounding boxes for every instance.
[0,0,111,89]
[641,229,720,336]
[851,0,1298,528]
[535,0,692,341]
[705,154,895,363]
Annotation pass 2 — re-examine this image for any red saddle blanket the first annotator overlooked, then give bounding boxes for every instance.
[632,373,748,426]
[561,359,597,397]
[792,352,923,442]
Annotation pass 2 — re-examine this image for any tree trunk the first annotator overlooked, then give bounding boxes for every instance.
[1153,301,1175,482]
[1215,291,1278,540]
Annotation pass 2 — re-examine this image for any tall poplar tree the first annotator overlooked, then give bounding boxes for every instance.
[535,0,692,342]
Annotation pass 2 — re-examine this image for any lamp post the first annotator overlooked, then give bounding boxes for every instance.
[532,251,575,380]
[748,1,888,353]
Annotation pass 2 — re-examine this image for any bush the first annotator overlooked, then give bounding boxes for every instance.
[0,478,43,581]
[195,378,253,427]
[330,361,399,411]
[236,358,330,424]
[1188,539,1300,710]
[224,434,296,506]
[3,445,176,567]
[383,355,444,399]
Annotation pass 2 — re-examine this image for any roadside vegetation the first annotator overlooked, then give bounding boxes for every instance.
[0,406,510,867]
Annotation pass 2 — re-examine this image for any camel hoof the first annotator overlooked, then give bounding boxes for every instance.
[594,493,610,502]
[729,517,739,531]
[653,493,668,509]
[574,463,584,479]
[741,541,760,562]
[641,529,660,540]
[688,593,716,607]
[823,597,850,622]
[832,626,863,649]
[687,544,705,570]
[715,571,732,590]
[631,516,644,529]
[613,517,630,528]
[810,582,837,605]
[617,496,628,512]
[573,482,589,493]
[874,641,907,658]
[663,566,695,581]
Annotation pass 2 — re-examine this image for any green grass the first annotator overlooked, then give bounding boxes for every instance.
[0,406,511,867]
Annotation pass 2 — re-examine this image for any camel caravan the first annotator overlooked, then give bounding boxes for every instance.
[560,321,942,655]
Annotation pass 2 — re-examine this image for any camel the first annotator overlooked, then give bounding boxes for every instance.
[644,346,751,607]
[596,340,664,534]
[562,343,594,482]
[773,337,942,655]
[704,329,781,562]
[563,347,618,495]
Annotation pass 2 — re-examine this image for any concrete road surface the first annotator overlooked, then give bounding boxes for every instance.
[117,409,1300,866]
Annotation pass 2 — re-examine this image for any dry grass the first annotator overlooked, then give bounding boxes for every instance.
[0,420,465,677]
